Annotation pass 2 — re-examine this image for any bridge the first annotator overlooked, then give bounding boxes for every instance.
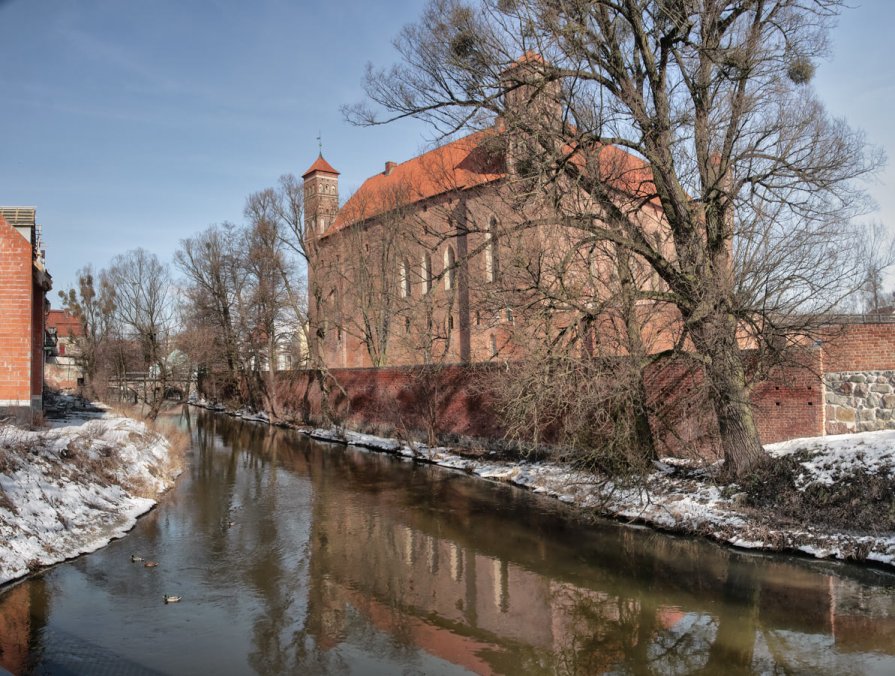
[107,370,193,404]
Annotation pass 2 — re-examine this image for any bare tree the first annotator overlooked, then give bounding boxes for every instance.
[347,0,883,476]
[105,248,176,419]
[175,223,245,400]
[240,201,297,417]
[57,265,116,390]
[853,222,895,317]
[317,183,429,367]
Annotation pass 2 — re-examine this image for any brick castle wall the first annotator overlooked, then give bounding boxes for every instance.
[261,322,895,454]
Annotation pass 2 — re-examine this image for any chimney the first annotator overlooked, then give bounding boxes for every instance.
[384,161,397,176]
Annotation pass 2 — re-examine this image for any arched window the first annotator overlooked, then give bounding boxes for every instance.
[444,246,456,291]
[485,216,499,283]
[399,259,411,298]
[421,253,433,293]
[403,258,412,297]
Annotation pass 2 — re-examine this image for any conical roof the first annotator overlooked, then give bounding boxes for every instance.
[302,153,340,178]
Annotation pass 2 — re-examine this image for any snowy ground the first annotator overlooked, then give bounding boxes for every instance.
[0,407,183,586]
[307,426,895,569]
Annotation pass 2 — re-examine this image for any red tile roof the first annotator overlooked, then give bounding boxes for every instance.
[327,128,658,234]
[331,130,505,232]
[302,153,340,178]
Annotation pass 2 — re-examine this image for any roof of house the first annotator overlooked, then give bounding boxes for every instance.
[0,206,36,228]
[331,129,506,232]
[302,154,340,178]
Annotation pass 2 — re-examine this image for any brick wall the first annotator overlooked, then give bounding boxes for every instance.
[272,358,823,455]
[31,282,44,401]
[0,217,35,420]
[822,321,895,372]
[275,365,503,441]
[260,321,895,453]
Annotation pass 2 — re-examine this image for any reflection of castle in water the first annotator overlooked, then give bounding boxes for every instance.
[2,414,894,675]
[297,447,895,674]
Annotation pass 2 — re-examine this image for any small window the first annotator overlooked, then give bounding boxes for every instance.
[448,314,454,331]
[405,317,411,334]
[490,334,497,358]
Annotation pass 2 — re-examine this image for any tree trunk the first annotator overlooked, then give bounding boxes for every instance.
[617,248,658,463]
[690,314,766,477]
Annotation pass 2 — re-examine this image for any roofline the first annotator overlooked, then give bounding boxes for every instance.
[322,175,506,240]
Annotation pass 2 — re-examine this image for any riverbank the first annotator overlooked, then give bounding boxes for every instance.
[0,397,185,586]
[192,399,895,569]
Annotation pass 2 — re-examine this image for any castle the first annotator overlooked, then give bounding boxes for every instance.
[302,60,673,370]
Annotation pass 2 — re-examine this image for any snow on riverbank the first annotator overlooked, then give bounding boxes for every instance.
[188,399,895,569]
[0,409,183,586]
[307,426,895,569]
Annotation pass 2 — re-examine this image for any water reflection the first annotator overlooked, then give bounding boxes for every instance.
[1,410,894,675]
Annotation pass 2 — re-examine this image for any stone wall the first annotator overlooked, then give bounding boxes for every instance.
[824,371,895,434]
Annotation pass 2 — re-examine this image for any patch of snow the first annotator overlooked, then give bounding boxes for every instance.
[343,431,402,452]
[205,416,895,571]
[0,409,182,586]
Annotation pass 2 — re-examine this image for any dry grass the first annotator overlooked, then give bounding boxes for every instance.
[740,452,895,534]
[100,402,190,493]
[148,418,189,481]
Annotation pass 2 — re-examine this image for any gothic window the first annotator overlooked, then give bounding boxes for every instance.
[400,259,411,298]
[485,216,499,283]
[444,246,456,291]
[421,253,433,293]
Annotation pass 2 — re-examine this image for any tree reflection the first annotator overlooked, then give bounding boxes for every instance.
[2,412,894,675]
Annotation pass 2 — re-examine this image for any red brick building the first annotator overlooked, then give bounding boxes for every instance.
[45,308,85,390]
[304,74,670,370]
[0,208,52,423]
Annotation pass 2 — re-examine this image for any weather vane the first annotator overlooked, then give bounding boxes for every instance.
[317,131,322,155]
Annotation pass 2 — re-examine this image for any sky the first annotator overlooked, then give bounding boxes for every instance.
[2,0,894,296]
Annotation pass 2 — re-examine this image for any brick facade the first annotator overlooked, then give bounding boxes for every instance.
[0,213,51,423]
[269,322,893,454]
[45,309,85,390]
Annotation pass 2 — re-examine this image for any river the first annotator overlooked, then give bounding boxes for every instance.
[1,409,895,675]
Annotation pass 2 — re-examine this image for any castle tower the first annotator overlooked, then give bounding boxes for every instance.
[498,53,564,178]
[302,153,340,239]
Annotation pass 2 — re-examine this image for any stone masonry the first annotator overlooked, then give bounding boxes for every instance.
[824,371,895,434]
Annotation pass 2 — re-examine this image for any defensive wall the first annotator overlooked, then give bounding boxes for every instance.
[271,321,895,455]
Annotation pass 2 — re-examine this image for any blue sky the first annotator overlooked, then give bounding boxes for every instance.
[2,0,893,294]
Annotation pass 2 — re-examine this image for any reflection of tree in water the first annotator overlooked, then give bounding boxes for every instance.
[194,413,895,674]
